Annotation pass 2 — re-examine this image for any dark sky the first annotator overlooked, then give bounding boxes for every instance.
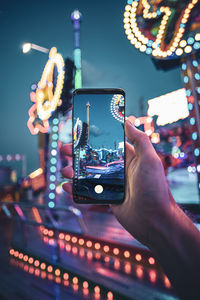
[74,94,124,149]
[0,0,183,175]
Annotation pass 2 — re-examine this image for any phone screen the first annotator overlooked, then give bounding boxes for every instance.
[72,89,125,204]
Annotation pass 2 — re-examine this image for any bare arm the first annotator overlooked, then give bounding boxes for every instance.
[61,117,200,300]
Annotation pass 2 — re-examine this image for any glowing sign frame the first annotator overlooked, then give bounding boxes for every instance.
[124,0,200,59]
[27,47,65,135]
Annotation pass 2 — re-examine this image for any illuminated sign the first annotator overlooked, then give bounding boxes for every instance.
[147,88,189,126]
[124,0,200,60]
[27,47,65,135]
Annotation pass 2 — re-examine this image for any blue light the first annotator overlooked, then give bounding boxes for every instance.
[184,76,189,83]
[53,118,59,125]
[147,40,153,47]
[127,0,133,4]
[192,60,198,67]
[52,134,58,140]
[194,148,200,156]
[157,10,161,16]
[190,118,195,125]
[50,175,56,181]
[193,42,200,50]
[52,126,58,132]
[49,183,56,190]
[51,141,58,148]
[188,103,193,110]
[146,48,152,54]
[49,192,55,199]
[50,157,57,164]
[192,132,197,140]
[197,87,200,94]
[48,201,55,208]
[194,73,200,80]
[180,23,185,28]
[187,37,194,45]
[186,89,191,97]
[181,63,186,70]
[50,166,56,173]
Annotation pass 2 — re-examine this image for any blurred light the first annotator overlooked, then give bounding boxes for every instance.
[48,201,55,208]
[22,43,32,53]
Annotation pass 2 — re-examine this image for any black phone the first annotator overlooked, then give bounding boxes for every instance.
[72,88,125,204]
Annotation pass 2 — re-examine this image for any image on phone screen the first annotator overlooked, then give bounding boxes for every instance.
[73,90,125,204]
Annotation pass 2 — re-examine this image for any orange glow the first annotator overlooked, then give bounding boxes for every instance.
[24,265,29,272]
[28,257,34,264]
[19,253,23,260]
[55,277,61,284]
[43,229,48,235]
[107,291,113,299]
[29,266,34,274]
[66,244,71,252]
[40,263,46,270]
[64,280,69,287]
[103,245,110,253]
[94,286,100,293]
[87,251,93,260]
[14,251,19,257]
[149,270,157,283]
[72,247,78,255]
[136,266,143,279]
[73,284,78,292]
[48,230,54,237]
[72,237,78,243]
[78,238,84,245]
[86,241,92,248]
[113,248,119,255]
[59,233,64,239]
[114,259,120,270]
[104,256,110,263]
[95,253,101,260]
[124,262,131,274]
[32,207,42,223]
[23,255,28,262]
[47,265,53,273]
[35,269,40,277]
[48,274,53,281]
[41,271,47,279]
[164,276,171,288]
[55,269,60,276]
[148,257,155,265]
[34,260,40,267]
[83,288,89,296]
[65,234,71,241]
[135,254,142,261]
[63,273,69,280]
[79,248,85,258]
[94,243,100,250]
[73,277,78,284]
[9,249,14,255]
[83,281,89,289]
[124,250,130,258]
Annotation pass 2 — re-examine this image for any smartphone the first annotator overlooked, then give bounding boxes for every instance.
[72,88,125,204]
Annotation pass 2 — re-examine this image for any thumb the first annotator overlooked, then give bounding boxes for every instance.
[125,119,154,157]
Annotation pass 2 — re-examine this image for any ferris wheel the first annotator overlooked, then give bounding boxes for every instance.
[110,94,125,123]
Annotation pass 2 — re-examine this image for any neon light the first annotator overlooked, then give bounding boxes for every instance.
[29,168,43,179]
[124,0,200,59]
[147,88,189,126]
[36,47,65,120]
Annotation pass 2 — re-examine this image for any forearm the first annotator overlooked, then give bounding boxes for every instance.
[148,202,200,300]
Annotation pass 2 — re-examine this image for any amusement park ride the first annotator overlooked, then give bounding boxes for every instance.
[0,1,200,299]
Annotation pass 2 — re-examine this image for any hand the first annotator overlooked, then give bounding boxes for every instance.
[111,117,175,246]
